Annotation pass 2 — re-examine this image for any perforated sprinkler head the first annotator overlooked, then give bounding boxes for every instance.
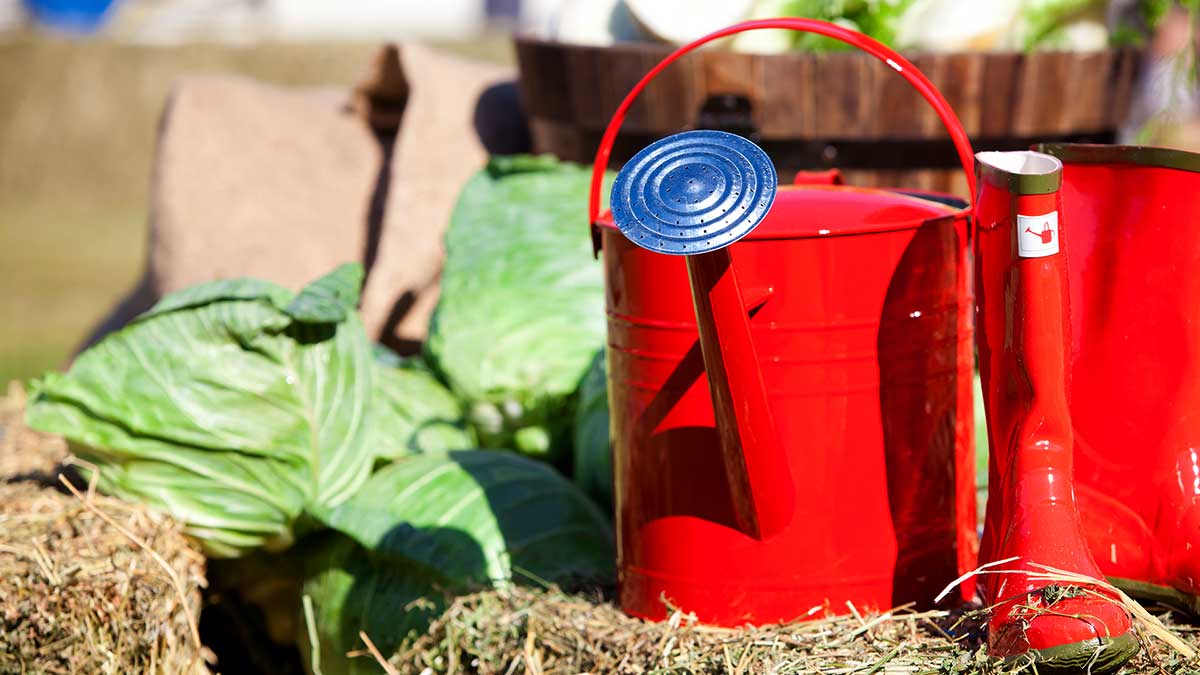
[610,129,777,255]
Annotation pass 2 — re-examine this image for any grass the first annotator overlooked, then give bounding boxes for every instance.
[0,204,143,381]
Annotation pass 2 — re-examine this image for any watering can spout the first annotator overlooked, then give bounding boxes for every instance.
[686,248,796,538]
[609,130,795,539]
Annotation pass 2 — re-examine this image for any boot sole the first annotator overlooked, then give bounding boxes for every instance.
[1109,575,1200,615]
[1004,632,1140,674]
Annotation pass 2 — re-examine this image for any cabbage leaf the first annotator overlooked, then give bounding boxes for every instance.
[748,0,912,52]
[26,265,379,557]
[1019,0,1106,50]
[572,350,612,510]
[304,450,615,675]
[368,360,474,461]
[426,156,613,460]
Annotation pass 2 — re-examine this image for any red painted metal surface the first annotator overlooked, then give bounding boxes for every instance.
[683,247,795,540]
[591,19,981,626]
[974,151,1133,662]
[1046,145,1200,599]
[600,187,977,624]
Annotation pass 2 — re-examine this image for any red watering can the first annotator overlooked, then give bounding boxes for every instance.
[589,19,980,625]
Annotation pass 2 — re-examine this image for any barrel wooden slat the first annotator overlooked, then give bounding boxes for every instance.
[940,53,985,138]
[853,52,884,137]
[879,53,929,139]
[1110,50,1139,128]
[640,50,684,130]
[757,55,818,136]
[919,54,953,139]
[978,53,1021,137]
[515,40,572,123]
[812,54,866,138]
[1071,51,1109,132]
[1013,50,1072,135]
[702,50,756,99]
[604,47,653,130]
[516,37,1143,198]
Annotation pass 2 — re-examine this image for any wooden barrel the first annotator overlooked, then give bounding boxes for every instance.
[515,38,1143,198]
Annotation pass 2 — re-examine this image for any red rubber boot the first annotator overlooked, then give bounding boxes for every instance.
[975,150,1138,672]
[1042,144,1200,611]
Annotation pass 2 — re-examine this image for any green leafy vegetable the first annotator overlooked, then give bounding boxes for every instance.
[25,265,379,557]
[304,450,615,674]
[1019,0,1107,50]
[426,156,613,460]
[974,373,989,529]
[733,0,912,52]
[1111,0,1198,47]
[368,359,474,461]
[573,350,612,510]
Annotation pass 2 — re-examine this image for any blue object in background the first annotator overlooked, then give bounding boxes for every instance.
[23,0,118,34]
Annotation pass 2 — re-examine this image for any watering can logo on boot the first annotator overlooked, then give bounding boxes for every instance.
[1017,212,1059,257]
[590,18,979,630]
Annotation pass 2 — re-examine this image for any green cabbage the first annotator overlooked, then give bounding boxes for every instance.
[25,265,463,557]
[426,156,613,460]
[368,358,474,461]
[1018,0,1106,50]
[736,0,913,52]
[572,350,612,510]
[303,450,615,675]
[974,372,989,528]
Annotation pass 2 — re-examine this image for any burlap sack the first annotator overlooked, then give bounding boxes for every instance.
[85,44,519,354]
[359,44,517,352]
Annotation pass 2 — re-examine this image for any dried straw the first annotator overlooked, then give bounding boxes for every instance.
[386,585,1200,675]
[0,383,210,674]
[0,479,211,674]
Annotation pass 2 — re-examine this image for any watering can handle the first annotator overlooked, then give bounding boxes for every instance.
[587,18,978,236]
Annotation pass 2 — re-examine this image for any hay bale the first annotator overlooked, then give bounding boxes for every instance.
[389,587,976,675]
[0,381,66,481]
[0,481,210,674]
[388,587,1200,675]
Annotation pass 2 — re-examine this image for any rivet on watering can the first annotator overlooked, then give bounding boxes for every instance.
[610,129,777,255]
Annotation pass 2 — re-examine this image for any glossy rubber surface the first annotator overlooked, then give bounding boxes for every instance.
[974,151,1134,668]
[602,186,977,625]
[1044,144,1200,602]
[610,130,776,255]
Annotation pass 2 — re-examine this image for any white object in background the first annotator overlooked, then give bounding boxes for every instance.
[519,0,568,38]
[730,0,794,54]
[894,0,1024,52]
[265,0,487,41]
[554,0,644,46]
[0,0,25,34]
[625,0,752,45]
[113,0,266,45]
[1044,20,1109,51]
